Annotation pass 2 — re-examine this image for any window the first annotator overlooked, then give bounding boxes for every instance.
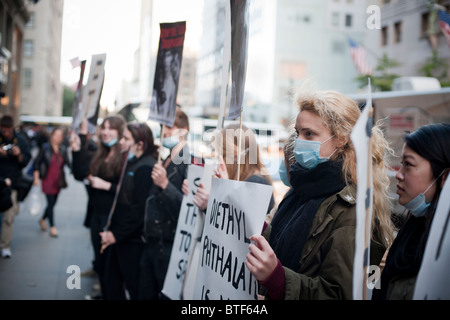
[381,26,388,46]
[331,40,345,54]
[23,40,34,57]
[331,12,340,27]
[23,68,32,88]
[421,12,429,38]
[345,14,353,27]
[394,21,402,43]
[25,12,35,28]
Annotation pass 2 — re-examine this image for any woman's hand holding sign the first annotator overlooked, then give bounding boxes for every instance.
[246,234,278,282]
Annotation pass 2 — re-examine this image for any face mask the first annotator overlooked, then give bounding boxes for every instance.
[404,171,444,217]
[102,137,118,147]
[294,136,336,170]
[278,160,291,187]
[162,136,179,150]
[127,151,136,161]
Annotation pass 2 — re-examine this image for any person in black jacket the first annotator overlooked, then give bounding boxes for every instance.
[99,122,158,300]
[0,115,31,258]
[71,115,126,300]
[139,107,200,300]
[33,127,71,237]
[70,119,98,228]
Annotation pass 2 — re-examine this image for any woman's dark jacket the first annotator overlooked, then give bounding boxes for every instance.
[109,153,157,244]
[34,142,71,187]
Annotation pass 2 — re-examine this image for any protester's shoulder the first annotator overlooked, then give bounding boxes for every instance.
[246,174,271,186]
[320,185,356,225]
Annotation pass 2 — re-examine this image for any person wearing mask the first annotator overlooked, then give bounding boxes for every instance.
[71,115,126,300]
[99,122,158,300]
[245,89,394,299]
[186,122,275,215]
[33,127,71,237]
[372,123,450,300]
[0,115,31,258]
[140,107,202,300]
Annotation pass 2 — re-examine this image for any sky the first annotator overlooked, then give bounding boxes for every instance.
[60,0,204,110]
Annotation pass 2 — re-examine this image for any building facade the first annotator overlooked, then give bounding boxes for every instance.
[196,0,369,126]
[20,0,64,117]
[0,0,29,121]
[364,0,450,82]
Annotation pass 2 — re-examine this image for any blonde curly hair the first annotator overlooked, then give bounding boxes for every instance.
[294,89,394,248]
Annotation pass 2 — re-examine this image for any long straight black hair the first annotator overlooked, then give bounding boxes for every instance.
[405,123,450,210]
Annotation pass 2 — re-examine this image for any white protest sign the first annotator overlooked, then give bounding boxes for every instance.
[81,53,106,134]
[193,178,273,300]
[162,163,215,300]
[162,165,204,300]
[413,177,450,300]
[351,82,374,300]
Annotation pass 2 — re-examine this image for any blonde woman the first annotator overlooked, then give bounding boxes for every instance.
[189,123,274,214]
[246,89,394,300]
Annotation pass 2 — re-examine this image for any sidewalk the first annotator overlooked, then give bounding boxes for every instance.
[0,169,98,300]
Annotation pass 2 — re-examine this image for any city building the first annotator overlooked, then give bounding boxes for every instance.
[20,0,64,117]
[364,0,450,83]
[117,0,199,116]
[196,0,369,126]
[0,0,30,121]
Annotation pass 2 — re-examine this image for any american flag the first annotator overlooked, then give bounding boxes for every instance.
[348,38,372,75]
[438,10,450,47]
[69,57,81,69]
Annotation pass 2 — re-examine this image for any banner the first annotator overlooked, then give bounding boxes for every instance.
[413,177,450,299]
[351,81,373,300]
[71,59,86,133]
[149,21,186,127]
[193,178,273,300]
[162,164,214,300]
[81,53,106,134]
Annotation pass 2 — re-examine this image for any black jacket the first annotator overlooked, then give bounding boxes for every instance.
[143,144,194,243]
[0,130,31,189]
[109,153,157,244]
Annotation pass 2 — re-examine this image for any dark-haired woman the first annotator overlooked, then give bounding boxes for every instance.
[372,123,450,300]
[34,127,71,238]
[100,122,158,300]
[72,115,126,300]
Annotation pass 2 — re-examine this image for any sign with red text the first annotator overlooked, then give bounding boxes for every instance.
[149,21,186,127]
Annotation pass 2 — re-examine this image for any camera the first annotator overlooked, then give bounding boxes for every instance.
[1,144,15,155]
[2,144,14,151]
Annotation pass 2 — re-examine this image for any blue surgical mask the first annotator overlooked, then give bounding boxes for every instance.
[294,136,336,170]
[404,171,444,217]
[163,136,179,150]
[278,160,291,187]
[127,151,136,161]
[102,137,118,147]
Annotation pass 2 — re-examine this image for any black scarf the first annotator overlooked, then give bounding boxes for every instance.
[269,160,346,271]
[372,215,429,300]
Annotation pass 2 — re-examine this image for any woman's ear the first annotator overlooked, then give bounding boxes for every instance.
[335,135,349,149]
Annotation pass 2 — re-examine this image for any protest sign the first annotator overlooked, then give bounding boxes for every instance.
[149,21,186,127]
[162,165,204,299]
[81,53,106,134]
[351,81,374,300]
[71,59,86,133]
[193,178,273,300]
[413,177,450,299]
